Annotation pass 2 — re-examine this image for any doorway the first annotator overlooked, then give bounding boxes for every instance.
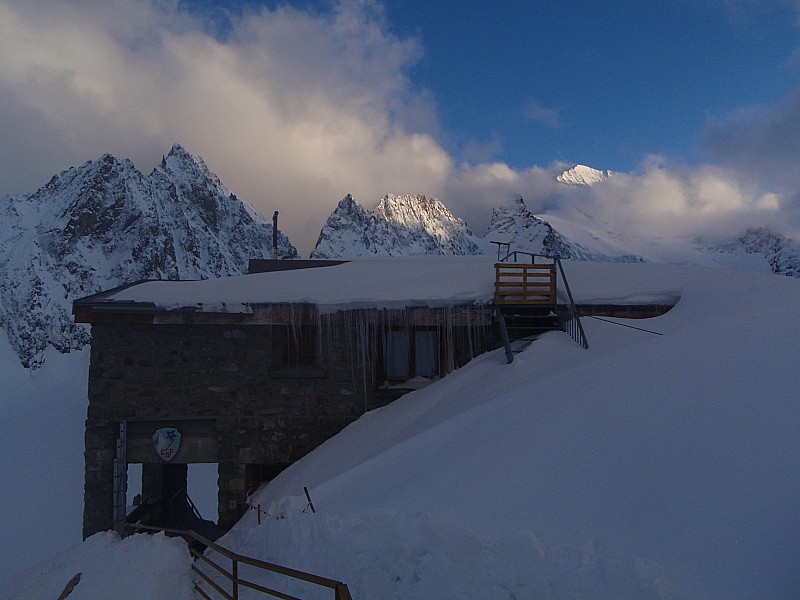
[126,462,220,538]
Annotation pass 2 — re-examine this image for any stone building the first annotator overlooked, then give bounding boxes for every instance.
[74,257,501,538]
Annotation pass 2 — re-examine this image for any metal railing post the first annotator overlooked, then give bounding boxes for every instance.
[232,557,239,600]
[335,582,354,600]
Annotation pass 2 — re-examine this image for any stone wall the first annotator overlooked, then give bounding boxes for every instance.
[84,322,372,537]
[83,307,497,538]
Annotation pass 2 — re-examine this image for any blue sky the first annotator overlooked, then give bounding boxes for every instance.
[392,1,798,169]
[240,0,800,171]
[1,0,799,251]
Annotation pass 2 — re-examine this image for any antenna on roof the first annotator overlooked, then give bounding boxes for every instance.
[272,211,279,260]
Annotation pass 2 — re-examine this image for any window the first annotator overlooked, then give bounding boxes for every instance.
[414,330,438,377]
[386,329,439,380]
[386,330,410,379]
[275,325,317,368]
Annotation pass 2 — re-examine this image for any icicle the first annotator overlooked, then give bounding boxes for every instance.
[359,315,369,411]
[466,305,475,360]
[315,309,323,361]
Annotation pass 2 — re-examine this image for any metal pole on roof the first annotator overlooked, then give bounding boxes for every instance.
[272,211,279,260]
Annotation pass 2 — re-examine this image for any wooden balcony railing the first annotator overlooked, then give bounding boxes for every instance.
[494,263,556,305]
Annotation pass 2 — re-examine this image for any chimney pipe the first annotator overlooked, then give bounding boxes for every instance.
[272,211,279,260]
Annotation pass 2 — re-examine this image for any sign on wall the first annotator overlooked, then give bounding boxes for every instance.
[152,427,181,462]
[126,420,218,464]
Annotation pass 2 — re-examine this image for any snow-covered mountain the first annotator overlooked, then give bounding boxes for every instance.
[486,196,643,262]
[311,193,486,258]
[550,165,800,277]
[312,190,643,263]
[556,164,612,185]
[310,166,799,278]
[703,227,800,278]
[0,144,298,369]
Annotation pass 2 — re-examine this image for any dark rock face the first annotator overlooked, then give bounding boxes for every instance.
[0,144,299,369]
[735,228,800,278]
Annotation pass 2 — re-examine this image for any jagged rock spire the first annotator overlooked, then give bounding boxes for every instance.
[311,193,484,258]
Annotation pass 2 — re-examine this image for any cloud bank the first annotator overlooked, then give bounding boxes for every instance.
[0,0,797,253]
[0,0,451,252]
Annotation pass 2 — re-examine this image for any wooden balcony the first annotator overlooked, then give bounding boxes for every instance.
[494,262,556,305]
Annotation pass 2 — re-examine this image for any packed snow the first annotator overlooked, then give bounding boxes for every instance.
[5,532,193,600]
[6,262,798,599]
[212,264,798,599]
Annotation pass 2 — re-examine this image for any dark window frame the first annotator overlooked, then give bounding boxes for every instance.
[384,327,441,381]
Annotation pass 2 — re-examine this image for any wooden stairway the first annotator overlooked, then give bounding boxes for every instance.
[494,262,562,362]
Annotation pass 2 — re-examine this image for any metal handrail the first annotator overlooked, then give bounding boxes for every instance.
[553,256,589,349]
[124,523,353,600]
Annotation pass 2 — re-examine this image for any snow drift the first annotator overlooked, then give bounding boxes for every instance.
[212,264,799,600]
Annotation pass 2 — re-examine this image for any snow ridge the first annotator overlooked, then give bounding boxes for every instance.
[0,144,298,369]
[486,196,644,262]
[311,194,484,258]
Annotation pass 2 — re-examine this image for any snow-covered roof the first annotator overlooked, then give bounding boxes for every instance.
[77,256,685,315]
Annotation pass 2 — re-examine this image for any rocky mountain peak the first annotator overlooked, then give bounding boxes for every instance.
[162,143,218,182]
[311,193,484,258]
[336,193,364,213]
[0,144,299,369]
[709,227,800,278]
[375,194,465,230]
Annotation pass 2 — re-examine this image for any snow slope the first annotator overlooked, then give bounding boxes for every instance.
[209,264,799,600]
[6,532,192,600]
[6,263,799,599]
[0,339,89,590]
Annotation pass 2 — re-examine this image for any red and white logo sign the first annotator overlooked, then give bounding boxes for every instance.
[152,427,181,462]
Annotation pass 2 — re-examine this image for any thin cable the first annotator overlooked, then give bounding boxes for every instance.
[581,314,663,336]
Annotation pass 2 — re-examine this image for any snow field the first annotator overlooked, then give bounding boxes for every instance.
[220,265,799,599]
[5,531,193,600]
[3,263,798,599]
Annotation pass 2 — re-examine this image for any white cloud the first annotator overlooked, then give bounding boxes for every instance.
[0,0,796,255]
[567,159,793,240]
[0,0,449,253]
